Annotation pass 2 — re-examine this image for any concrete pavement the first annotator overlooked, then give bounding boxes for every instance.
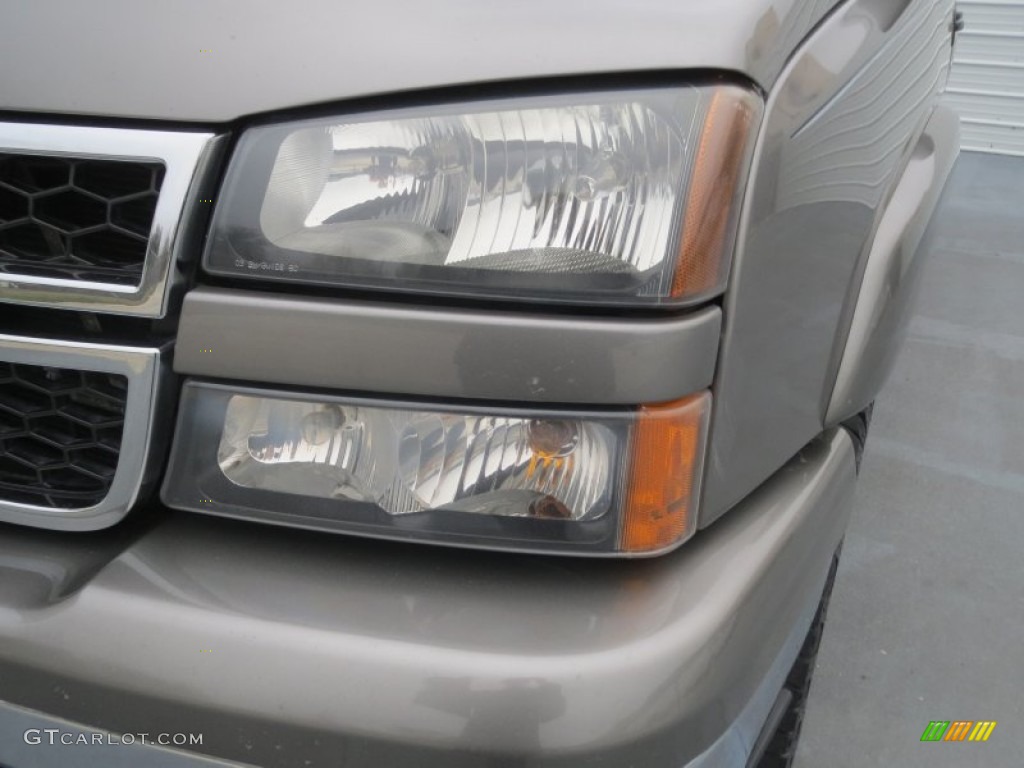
[794,151,1024,767]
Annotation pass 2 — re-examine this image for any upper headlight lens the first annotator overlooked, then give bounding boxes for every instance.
[205,86,760,305]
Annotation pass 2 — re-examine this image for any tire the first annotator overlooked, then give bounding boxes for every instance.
[752,545,842,768]
[841,404,874,472]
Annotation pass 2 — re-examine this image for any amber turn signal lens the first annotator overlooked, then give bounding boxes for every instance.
[620,393,711,554]
[672,89,758,299]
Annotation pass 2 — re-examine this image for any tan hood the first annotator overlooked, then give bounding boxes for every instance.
[1,0,838,122]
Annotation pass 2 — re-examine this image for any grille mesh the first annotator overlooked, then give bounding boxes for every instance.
[0,154,164,285]
[0,362,127,508]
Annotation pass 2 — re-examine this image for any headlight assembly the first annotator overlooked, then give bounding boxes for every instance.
[161,382,711,557]
[204,85,760,306]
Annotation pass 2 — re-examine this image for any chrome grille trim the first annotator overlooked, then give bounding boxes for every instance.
[0,122,221,317]
[0,333,167,530]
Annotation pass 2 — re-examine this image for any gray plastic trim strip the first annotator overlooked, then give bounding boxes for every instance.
[174,287,722,405]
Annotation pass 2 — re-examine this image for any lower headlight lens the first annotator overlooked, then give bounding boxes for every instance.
[219,397,615,520]
[162,382,711,556]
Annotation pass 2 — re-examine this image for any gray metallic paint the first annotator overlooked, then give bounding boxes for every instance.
[0,0,839,122]
[0,429,855,768]
[174,287,722,405]
[0,568,820,768]
[701,0,954,525]
[825,105,960,425]
[0,0,954,763]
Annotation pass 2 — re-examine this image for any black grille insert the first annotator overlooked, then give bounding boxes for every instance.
[0,362,127,508]
[0,154,164,286]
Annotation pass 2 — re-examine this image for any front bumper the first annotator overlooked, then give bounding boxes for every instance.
[0,428,855,768]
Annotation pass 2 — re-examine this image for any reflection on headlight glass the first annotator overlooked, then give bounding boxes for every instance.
[205,87,760,305]
[218,396,616,520]
[259,104,688,282]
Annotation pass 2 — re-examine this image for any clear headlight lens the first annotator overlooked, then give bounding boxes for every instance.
[219,397,615,520]
[162,382,711,556]
[204,86,759,306]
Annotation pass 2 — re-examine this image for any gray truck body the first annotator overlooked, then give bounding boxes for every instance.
[0,0,958,765]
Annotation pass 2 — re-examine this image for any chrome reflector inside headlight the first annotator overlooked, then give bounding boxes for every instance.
[219,396,616,520]
[162,382,711,556]
[205,86,760,306]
